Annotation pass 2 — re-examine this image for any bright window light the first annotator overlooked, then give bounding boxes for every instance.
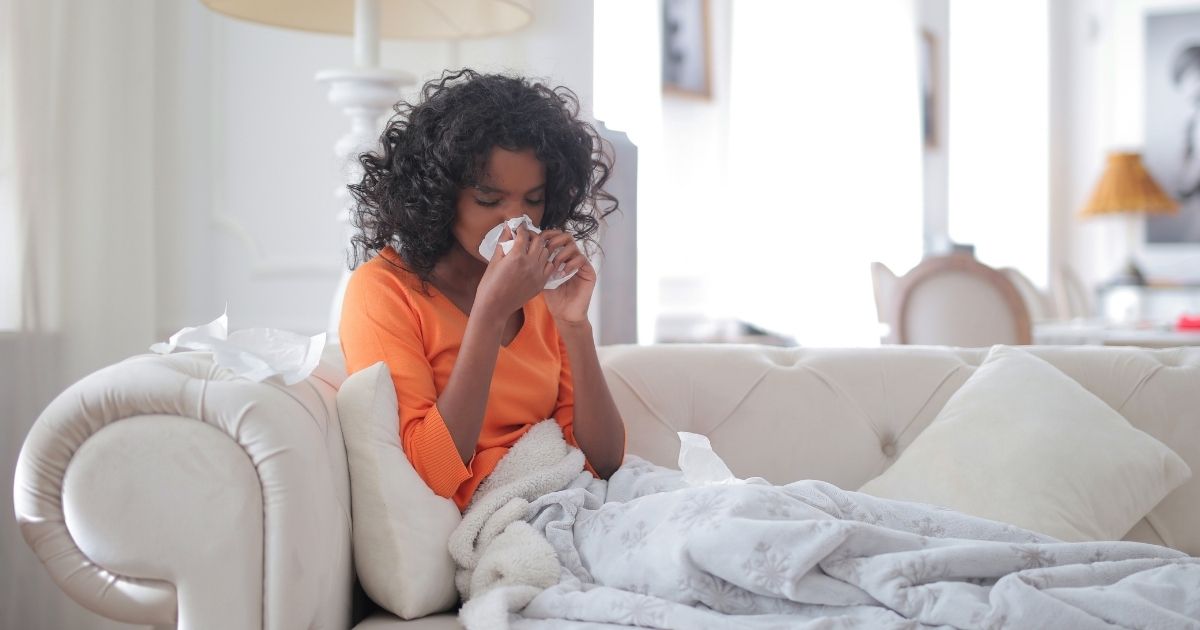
[722,0,924,346]
[947,1,1049,287]
[596,0,924,346]
[594,0,664,344]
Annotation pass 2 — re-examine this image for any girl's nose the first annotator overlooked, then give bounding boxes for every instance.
[502,211,529,225]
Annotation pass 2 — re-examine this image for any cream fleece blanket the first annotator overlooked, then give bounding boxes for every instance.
[447,419,588,602]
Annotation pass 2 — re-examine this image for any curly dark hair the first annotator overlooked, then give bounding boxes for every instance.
[346,68,619,295]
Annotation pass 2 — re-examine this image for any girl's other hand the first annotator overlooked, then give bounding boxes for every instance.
[539,228,597,325]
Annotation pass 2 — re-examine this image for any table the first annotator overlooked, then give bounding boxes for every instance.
[1034,320,1200,347]
[1097,283,1200,324]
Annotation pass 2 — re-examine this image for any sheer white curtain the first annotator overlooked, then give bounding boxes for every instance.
[2,1,158,628]
[718,0,924,346]
[0,2,15,332]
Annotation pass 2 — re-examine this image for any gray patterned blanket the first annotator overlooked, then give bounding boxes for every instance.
[453,421,1200,629]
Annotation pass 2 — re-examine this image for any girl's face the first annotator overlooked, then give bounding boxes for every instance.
[454,146,547,264]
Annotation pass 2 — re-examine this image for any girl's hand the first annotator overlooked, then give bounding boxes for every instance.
[538,229,596,325]
[475,222,556,321]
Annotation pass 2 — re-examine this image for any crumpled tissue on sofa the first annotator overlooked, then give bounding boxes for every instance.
[149,303,325,385]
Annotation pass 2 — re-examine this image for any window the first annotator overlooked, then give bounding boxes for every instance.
[721,0,924,346]
[947,1,1050,287]
[595,0,925,346]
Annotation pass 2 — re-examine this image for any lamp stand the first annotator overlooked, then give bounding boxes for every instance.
[320,0,414,343]
[1109,213,1147,287]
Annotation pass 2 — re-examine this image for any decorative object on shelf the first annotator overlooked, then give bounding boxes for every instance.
[1097,281,1200,326]
[199,0,535,344]
[662,0,712,99]
[919,29,939,150]
[948,241,975,257]
[1079,151,1178,286]
[654,314,797,346]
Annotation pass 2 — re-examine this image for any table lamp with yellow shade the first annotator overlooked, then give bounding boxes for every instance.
[1079,151,1179,286]
[200,0,535,341]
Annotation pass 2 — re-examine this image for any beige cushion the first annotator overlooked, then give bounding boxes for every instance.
[857,345,1192,542]
[337,361,461,619]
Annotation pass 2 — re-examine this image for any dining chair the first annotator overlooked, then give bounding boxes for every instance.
[870,260,898,321]
[870,261,901,344]
[1053,263,1094,321]
[1000,267,1057,322]
[885,253,1032,346]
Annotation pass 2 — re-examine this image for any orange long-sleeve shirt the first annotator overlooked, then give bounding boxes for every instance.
[339,244,619,511]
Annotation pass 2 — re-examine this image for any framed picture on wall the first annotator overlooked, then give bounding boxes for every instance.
[920,29,939,150]
[662,0,712,99]
[1144,10,1200,244]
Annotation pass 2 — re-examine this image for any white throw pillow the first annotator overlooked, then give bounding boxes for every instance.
[336,360,462,618]
[858,345,1191,542]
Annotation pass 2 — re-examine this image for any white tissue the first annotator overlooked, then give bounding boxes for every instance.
[678,431,742,486]
[477,214,579,290]
[149,304,326,386]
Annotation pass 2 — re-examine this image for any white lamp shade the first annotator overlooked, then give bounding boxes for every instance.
[201,0,534,39]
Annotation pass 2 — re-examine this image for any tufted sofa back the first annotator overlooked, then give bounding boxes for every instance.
[592,343,1200,555]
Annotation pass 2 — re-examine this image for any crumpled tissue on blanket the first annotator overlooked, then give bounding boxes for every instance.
[678,431,745,486]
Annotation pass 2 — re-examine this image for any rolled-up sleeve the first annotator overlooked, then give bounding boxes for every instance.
[340,272,472,498]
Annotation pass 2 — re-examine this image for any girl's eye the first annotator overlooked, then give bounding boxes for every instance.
[475,197,542,207]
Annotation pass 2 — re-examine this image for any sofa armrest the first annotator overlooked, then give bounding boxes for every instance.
[13,350,354,630]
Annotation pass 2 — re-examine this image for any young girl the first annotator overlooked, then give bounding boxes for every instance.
[339,68,626,512]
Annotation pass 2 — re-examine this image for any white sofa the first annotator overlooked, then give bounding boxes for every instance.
[13,342,1200,629]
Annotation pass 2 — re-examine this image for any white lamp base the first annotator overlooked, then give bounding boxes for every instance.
[317,67,415,345]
